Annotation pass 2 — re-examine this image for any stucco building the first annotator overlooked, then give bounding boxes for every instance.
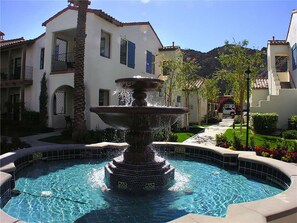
[251,9,297,129]
[1,5,168,130]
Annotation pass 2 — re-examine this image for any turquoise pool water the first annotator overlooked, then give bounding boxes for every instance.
[3,158,283,223]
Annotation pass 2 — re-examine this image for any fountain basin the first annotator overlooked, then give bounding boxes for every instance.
[90,106,187,130]
[0,143,296,223]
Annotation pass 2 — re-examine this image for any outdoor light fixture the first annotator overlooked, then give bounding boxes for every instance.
[245,67,251,149]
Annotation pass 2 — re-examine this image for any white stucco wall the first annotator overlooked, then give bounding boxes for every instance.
[188,92,207,124]
[42,8,163,129]
[250,89,269,107]
[267,44,289,95]
[24,36,46,112]
[287,10,297,86]
[251,89,297,129]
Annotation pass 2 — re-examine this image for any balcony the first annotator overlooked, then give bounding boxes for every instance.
[51,52,75,73]
[0,66,33,88]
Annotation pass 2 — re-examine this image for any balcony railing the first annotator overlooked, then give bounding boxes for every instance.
[0,66,33,88]
[52,52,75,72]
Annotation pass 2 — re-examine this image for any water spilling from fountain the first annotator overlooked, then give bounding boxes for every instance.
[90,77,187,193]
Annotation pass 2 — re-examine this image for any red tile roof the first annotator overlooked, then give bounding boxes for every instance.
[43,6,124,27]
[183,79,204,90]
[0,37,25,47]
[42,6,163,47]
[268,40,288,45]
[159,45,181,51]
[253,78,268,89]
[0,35,41,49]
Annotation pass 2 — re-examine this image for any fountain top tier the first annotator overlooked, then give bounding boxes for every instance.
[115,77,165,107]
[115,77,163,92]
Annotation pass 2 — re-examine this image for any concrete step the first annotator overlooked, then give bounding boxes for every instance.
[280,82,291,89]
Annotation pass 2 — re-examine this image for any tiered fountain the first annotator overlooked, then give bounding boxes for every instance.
[90,77,187,193]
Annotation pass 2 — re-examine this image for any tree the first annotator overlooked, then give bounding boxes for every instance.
[177,57,200,128]
[201,78,220,124]
[69,0,90,141]
[159,52,201,128]
[159,52,183,106]
[218,39,264,132]
[39,72,48,129]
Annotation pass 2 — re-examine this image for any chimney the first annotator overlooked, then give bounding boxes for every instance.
[0,31,5,41]
[172,41,175,47]
[272,36,275,41]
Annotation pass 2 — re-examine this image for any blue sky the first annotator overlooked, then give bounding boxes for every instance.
[1,0,296,52]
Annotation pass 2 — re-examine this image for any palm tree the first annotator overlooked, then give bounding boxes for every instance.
[69,0,90,141]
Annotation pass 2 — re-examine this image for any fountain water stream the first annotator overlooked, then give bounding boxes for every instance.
[90,77,187,193]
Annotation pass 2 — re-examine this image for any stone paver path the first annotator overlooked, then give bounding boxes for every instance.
[183,118,234,145]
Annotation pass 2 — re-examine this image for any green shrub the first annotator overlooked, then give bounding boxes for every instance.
[216,133,228,145]
[263,141,270,149]
[168,132,178,142]
[288,115,297,130]
[251,113,278,134]
[22,111,40,125]
[282,130,297,140]
[154,130,167,141]
[232,131,242,149]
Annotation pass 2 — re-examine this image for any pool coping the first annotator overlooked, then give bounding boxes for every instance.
[0,142,296,223]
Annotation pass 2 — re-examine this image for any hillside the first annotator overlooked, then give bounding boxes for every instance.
[182,46,267,79]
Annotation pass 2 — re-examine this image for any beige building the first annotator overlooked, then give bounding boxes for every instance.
[251,9,297,129]
[1,5,168,130]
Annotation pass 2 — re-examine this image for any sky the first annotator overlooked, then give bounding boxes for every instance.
[1,0,296,52]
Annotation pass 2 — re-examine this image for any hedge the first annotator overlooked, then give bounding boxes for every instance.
[251,113,278,134]
[288,115,297,130]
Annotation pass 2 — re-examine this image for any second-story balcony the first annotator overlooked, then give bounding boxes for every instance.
[52,52,75,73]
[0,66,33,88]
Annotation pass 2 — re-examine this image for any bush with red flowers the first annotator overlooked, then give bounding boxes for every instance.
[249,145,296,163]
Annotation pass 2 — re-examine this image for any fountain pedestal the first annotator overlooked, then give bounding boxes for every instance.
[90,77,187,194]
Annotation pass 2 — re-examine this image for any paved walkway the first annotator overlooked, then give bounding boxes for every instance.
[183,118,234,145]
[20,130,62,147]
[17,119,233,147]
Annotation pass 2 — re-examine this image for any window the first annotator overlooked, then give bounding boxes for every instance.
[275,56,288,72]
[53,91,66,115]
[100,30,111,58]
[292,43,297,70]
[14,58,21,79]
[120,39,135,68]
[120,39,127,65]
[146,50,155,74]
[55,38,67,61]
[40,48,45,69]
[99,89,109,106]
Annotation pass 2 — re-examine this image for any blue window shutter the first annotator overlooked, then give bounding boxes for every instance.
[146,51,152,73]
[128,41,135,68]
[293,43,297,70]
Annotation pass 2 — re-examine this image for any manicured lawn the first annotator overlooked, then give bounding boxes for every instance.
[223,126,295,148]
[176,132,193,142]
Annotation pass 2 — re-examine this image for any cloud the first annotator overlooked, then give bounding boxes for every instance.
[141,0,151,4]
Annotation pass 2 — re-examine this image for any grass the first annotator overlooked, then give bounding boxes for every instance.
[175,132,194,142]
[223,126,296,148]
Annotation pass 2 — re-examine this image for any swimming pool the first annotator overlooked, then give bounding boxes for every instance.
[3,158,283,223]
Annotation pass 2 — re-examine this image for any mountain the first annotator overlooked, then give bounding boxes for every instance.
[182,46,268,79]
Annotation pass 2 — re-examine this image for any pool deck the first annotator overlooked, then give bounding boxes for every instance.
[1,121,297,223]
